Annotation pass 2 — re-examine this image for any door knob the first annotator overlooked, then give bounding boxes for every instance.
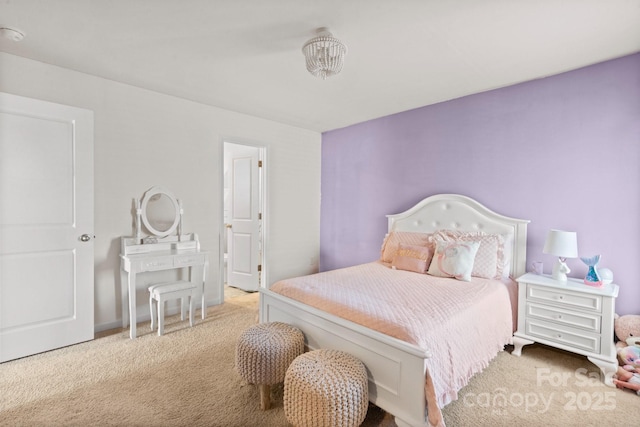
[80,234,92,242]
[225,224,233,229]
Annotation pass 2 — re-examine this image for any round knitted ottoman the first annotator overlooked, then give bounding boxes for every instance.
[235,322,305,410]
[284,349,368,427]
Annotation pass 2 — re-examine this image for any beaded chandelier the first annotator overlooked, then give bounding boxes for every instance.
[302,28,347,79]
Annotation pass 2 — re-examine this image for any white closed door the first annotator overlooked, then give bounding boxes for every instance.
[227,144,261,292]
[0,92,94,363]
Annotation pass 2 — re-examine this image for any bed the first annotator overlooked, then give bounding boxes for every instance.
[259,194,529,427]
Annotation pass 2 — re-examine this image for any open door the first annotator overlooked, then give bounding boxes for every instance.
[0,92,94,362]
[225,143,262,292]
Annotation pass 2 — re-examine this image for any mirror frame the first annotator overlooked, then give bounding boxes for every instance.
[140,186,180,237]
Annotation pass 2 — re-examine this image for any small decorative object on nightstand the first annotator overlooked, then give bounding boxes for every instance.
[543,230,578,282]
[512,273,619,386]
[599,268,614,285]
[581,254,602,287]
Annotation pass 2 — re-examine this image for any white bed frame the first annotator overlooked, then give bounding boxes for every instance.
[260,194,529,427]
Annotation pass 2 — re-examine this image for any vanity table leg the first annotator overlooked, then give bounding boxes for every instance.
[201,260,208,319]
[128,273,137,339]
[121,269,129,329]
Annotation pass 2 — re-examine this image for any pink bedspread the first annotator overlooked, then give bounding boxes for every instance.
[270,261,517,407]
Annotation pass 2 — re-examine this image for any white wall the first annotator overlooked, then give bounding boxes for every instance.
[1,53,321,332]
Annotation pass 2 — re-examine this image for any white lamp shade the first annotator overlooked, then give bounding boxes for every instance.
[543,230,578,258]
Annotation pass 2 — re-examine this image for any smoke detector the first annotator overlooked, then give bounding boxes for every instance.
[0,27,25,42]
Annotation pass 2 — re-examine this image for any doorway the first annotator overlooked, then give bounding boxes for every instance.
[222,141,265,297]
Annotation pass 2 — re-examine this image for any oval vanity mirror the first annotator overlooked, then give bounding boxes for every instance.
[140,186,180,237]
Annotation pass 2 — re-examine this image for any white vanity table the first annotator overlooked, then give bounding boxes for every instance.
[120,187,209,339]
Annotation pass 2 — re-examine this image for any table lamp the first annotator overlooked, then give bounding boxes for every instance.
[543,229,578,282]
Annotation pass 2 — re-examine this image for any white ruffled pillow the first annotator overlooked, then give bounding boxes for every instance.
[430,230,505,279]
[501,232,514,279]
[428,240,480,282]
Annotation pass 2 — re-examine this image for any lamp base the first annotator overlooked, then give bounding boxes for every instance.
[551,258,571,282]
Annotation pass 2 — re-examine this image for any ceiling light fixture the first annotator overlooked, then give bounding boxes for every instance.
[0,27,25,42]
[302,27,347,80]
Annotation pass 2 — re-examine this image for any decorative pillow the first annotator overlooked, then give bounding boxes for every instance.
[380,231,432,263]
[430,230,505,279]
[391,243,434,274]
[501,232,514,279]
[428,240,480,282]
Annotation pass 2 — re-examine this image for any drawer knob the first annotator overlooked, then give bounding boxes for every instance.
[557,334,562,339]
[558,296,564,300]
[557,315,563,319]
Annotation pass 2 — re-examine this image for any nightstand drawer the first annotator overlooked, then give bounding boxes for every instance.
[525,319,600,353]
[526,284,602,312]
[526,302,601,332]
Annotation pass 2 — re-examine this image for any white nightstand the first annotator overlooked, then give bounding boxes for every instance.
[512,273,619,386]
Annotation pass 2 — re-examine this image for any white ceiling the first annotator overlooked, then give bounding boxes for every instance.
[1,1,639,133]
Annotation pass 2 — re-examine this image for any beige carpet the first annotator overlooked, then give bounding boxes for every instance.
[1,293,638,426]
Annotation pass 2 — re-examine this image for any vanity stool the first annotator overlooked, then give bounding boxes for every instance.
[148,280,197,336]
[235,322,305,410]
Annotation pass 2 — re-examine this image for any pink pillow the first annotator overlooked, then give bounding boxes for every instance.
[430,230,505,279]
[391,243,434,274]
[380,231,433,263]
[428,240,480,282]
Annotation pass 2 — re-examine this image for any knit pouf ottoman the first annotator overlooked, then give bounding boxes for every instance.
[235,322,305,410]
[284,349,368,427]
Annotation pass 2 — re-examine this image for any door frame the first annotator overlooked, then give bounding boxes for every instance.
[220,139,267,298]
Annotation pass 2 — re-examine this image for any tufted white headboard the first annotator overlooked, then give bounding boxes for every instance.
[387,194,530,278]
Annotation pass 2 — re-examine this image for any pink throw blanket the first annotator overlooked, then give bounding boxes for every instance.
[270,261,516,407]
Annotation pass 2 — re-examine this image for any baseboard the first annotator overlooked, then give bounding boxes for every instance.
[94,297,223,334]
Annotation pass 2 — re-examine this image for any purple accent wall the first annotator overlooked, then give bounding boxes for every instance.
[321,53,640,315]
